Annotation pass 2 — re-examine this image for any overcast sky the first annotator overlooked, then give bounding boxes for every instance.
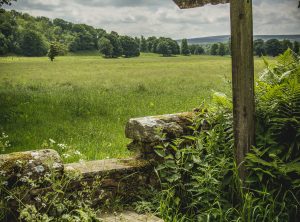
[6,0,300,39]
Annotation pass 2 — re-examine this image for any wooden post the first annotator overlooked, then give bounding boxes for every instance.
[230,0,255,180]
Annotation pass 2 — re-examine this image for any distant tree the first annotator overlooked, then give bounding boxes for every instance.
[119,35,140,57]
[147,36,158,53]
[104,32,122,58]
[293,41,299,54]
[253,39,265,57]
[218,43,226,56]
[140,35,148,52]
[157,40,172,57]
[98,37,113,58]
[48,42,60,61]
[181,38,190,55]
[165,38,180,55]
[281,39,293,52]
[265,39,283,57]
[19,29,48,56]
[210,43,219,55]
[0,33,9,54]
[194,45,204,55]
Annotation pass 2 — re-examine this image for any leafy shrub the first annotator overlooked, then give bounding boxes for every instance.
[151,49,300,221]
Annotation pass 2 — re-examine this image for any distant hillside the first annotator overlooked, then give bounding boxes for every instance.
[183,35,300,44]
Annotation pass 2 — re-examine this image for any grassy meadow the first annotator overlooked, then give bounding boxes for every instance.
[0,53,266,161]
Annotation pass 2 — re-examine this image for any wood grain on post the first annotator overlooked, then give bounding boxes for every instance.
[230,0,255,180]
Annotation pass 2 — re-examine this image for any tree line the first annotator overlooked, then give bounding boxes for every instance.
[1,9,299,59]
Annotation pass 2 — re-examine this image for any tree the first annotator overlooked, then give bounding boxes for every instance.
[253,39,265,57]
[104,32,122,58]
[181,38,190,55]
[281,39,293,52]
[140,35,148,52]
[265,39,283,57]
[119,35,140,57]
[157,40,171,57]
[19,29,48,56]
[0,33,9,55]
[293,41,299,54]
[48,42,60,61]
[210,43,219,55]
[218,43,226,56]
[98,37,113,58]
[194,45,204,55]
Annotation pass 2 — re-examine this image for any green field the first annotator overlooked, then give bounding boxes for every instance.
[0,53,266,161]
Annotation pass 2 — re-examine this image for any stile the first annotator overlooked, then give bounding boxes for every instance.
[173,0,255,180]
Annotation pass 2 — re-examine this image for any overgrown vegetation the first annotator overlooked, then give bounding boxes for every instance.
[136,49,300,221]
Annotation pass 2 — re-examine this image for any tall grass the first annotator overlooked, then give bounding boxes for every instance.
[0,53,266,160]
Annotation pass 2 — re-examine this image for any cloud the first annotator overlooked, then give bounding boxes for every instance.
[6,0,300,38]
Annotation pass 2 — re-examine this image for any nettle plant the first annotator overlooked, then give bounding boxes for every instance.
[153,49,300,222]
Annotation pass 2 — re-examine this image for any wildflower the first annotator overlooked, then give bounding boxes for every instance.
[34,197,41,202]
[41,203,46,208]
[16,173,22,177]
[28,160,34,164]
[62,153,71,158]
[57,143,67,150]
[74,150,81,155]
[0,170,6,176]
[20,176,28,182]
[27,172,33,176]
[34,165,45,173]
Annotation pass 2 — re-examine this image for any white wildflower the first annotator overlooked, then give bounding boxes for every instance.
[0,170,6,176]
[16,173,22,177]
[27,172,33,176]
[74,150,81,155]
[34,197,41,202]
[62,153,70,158]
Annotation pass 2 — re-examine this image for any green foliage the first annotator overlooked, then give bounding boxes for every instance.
[19,30,48,57]
[47,42,61,61]
[119,35,140,58]
[150,49,300,221]
[0,167,102,221]
[98,37,113,58]
[103,32,123,58]
[265,39,283,57]
[140,35,148,52]
[181,39,190,56]
[254,39,266,57]
[293,41,300,54]
[157,40,172,57]
[218,43,226,56]
[210,43,219,56]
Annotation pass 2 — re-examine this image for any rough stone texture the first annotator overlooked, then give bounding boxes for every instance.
[125,112,197,159]
[125,112,196,143]
[173,0,229,9]
[0,149,63,185]
[98,211,163,222]
[65,158,157,203]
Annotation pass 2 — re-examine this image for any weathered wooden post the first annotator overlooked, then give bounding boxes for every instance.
[173,0,255,180]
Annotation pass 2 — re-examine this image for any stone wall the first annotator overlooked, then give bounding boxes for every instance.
[0,112,198,211]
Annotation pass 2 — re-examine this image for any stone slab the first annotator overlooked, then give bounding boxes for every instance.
[98,211,163,222]
[125,112,195,143]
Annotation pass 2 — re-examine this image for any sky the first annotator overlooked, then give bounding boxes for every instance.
[5,0,300,39]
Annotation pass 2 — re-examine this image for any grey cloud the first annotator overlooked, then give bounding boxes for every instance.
[5,0,300,39]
